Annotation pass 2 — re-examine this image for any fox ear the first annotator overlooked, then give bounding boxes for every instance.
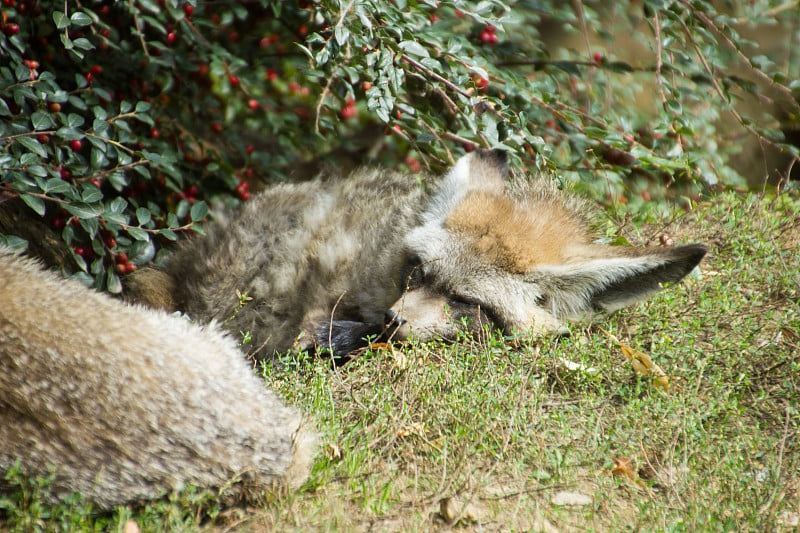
[425,149,509,223]
[534,244,707,317]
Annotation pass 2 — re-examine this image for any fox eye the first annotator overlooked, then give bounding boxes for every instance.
[403,255,426,290]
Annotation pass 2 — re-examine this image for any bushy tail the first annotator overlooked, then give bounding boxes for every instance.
[0,249,315,509]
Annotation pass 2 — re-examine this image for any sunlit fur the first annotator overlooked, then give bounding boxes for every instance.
[126,150,705,358]
[0,251,315,509]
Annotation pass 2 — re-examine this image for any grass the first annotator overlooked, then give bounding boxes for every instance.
[2,191,798,532]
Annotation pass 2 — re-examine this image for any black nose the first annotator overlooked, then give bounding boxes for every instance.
[385,309,406,327]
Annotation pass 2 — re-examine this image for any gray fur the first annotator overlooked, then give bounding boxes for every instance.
[0,250,315,509]
[127,149,705,358]
[155,166,429,358]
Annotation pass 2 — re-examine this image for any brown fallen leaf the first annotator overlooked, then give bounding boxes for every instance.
[601,328,669,392]
[439,495,484,524]
[325,443,343,461]
[611,456,636,481]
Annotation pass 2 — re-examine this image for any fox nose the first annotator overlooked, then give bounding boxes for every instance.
[384,309,406,328]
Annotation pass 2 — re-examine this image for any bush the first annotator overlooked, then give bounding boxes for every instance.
[1,0,798,290]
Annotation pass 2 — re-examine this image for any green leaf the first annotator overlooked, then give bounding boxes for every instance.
[31,111,55,130]
[106,269,122,294]
[20,194,46,216]
[65,202,103,219]
[72,38,95,51]
[159,228,178,241]
[399,41,429,58]
[127,226,150,241]
[190,201,208,222]
[67,113,85,128]
[136,207,152,225]
[70,11,93,26]
[81,185,103,203]
[44,177,72,194]
[16,136,47,158]
[53,11,69,29]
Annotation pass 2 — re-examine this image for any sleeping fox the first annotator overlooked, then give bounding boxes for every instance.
[127,149,706,359]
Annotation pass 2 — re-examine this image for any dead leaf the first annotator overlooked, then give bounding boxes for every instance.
[611,457,636,481]
[325,443,343,461]
[123,521,140,533]
[601,328,669,391]
[439,495,484,524]
[397,421,426,438]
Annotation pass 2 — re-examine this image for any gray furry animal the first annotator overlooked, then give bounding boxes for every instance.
[127,149,706,360]
[0,250,315,509]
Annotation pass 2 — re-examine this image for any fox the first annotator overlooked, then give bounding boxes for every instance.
[0,250,315,509]
[126,149,706,360]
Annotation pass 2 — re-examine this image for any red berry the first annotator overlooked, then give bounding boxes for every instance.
[361,81,372,91]
[183,3,194,16]
[73,246,86,258]
[405,156,421,172]
[245,144,254,156]
[593,51,603,63]
[471,74,489,90]
[463,143,476,153]
[85,71,94,83]
[116,263,127,274]
[228,75,240,86]
[69,139,83,151]
[210,13,220,24]
[150,128,159,138]
[339,106,356,120]
[167,31,177,44]
[90,64,103,75]
[38,134,49,144]
[228,31,239,42]
[265,68,278,81]
[211,122,222,133]
[429,14,439,23]
[247,98,258,110]
[106,237,117,248]
[59,168,72,179]
[49,102,61,113]
[115,252,128,265]
[4,23,20,35]
[90,179,102,187]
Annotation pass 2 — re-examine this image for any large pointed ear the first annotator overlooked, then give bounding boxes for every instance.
[533,244,707,318]
[424,149,509,223]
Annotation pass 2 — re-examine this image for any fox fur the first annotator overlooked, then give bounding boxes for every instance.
[0,250,315,509]
[126,149,706,360]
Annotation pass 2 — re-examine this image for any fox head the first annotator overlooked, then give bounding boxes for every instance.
[387,149,707,342]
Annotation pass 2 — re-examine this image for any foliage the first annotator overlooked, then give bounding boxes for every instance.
[1,0,799,287]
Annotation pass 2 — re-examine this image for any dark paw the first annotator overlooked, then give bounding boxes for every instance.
[312,320,388,364]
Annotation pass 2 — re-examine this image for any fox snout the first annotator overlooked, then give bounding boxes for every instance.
[385,288,493,342]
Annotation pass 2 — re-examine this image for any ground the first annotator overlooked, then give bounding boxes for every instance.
[2,192,798,532]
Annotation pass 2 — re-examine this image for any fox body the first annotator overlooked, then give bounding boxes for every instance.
[127,150,706,359]
[0,251,315,509]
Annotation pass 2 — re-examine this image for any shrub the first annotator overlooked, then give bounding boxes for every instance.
[1,0,798,289]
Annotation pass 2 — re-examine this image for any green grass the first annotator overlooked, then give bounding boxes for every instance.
[2,192,798,531]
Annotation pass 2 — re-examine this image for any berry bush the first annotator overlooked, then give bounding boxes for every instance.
[1,0,798,290]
